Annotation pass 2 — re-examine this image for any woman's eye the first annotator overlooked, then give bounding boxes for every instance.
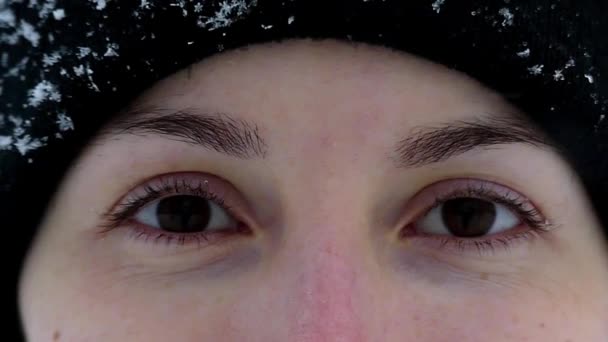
[414,197,519,238]
[135,195,237,233]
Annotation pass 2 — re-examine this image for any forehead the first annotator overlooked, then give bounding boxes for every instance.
[132,39,517,131]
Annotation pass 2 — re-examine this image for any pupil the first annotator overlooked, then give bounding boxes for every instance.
[156,195,211,233]
[441,198,496,237]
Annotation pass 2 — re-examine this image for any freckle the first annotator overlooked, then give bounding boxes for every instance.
[53,330,61,341]
[538,322,545,328]
[412,314,420,321]
[479,273,489,280]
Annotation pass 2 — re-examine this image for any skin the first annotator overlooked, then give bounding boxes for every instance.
[19,40,608,341]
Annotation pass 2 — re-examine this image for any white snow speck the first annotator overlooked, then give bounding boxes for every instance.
[1,115,47,155]
[35,0,59,19]
[0,135,12,150]
[73,64,86,76]
[261,24,273,30]
[85,66,100,92]
[27,80,61,107]
[527,64,543,76]
[288,16,294,25]
[52,8,65,20]
[196,0,257,30]
[13,135,44,155]
[140,0,151,9]
[584,74,594,84]
[498,8,514,26]
[8,115,24,136]
[564,58,575,69]
[90,0,106,10]
[42,51,62,67]
[553,69,564,81]
[56,113,74,131]
[77,46,92,58]
[590,93,599,104]
[0,8,15,27]
[432,0,445,13]
[19,20,40,47]
[516,48,530,58]
[104,43,119,57]
[194,3,203,12]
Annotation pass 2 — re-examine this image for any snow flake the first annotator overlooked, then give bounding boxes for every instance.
[431,0,445,13]
[0,135,12,150]
[13,135,44,155]
[197,0,257,30]
[553,69,564,81]
[19,20,40,47]
[56,112,74,131]
[103,43,119,57]
[90,0,106,10]
[498,8,514,26]
[0,7,15,27]
[77,46,92,59]
[27,80,61,107]
[42,51,62,67]
[52,8,65,20]
[516,48,530,58]
[527,64,543,76]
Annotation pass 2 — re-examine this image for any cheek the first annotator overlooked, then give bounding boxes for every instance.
[379,285,598,341]
[22,264,249,341]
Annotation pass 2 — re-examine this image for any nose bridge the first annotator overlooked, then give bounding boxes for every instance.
[272,151,374,341]
[281,227,368,342]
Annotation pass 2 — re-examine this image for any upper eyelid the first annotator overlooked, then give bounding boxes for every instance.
[397,178,549,225]
[101,172,554,239]
[99,172,254,231]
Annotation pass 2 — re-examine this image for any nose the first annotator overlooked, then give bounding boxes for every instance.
[277,230,370,342]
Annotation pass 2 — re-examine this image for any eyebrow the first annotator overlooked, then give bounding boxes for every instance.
[392,114,561,168]
[98,106,267,159]
[99,106,560,167]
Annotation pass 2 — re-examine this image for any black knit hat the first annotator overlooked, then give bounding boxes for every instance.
[3,0,607,337]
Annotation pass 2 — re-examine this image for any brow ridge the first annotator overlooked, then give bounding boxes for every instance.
[99,106,267,159]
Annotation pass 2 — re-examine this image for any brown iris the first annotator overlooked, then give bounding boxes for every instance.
[441,198,497,237]
[156,195,211,233]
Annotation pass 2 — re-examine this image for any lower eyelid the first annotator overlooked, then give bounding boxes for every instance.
[401,227,547,258]
[100,172,255,232]
[394,178,554,252]
[123,219,251,248]
[399,178,545,225]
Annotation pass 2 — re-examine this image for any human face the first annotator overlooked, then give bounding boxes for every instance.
[19,40,608,341]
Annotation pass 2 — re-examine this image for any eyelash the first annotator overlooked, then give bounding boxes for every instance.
[102,176,555,253]
[400,181,556,255]
[101,177,244,246]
